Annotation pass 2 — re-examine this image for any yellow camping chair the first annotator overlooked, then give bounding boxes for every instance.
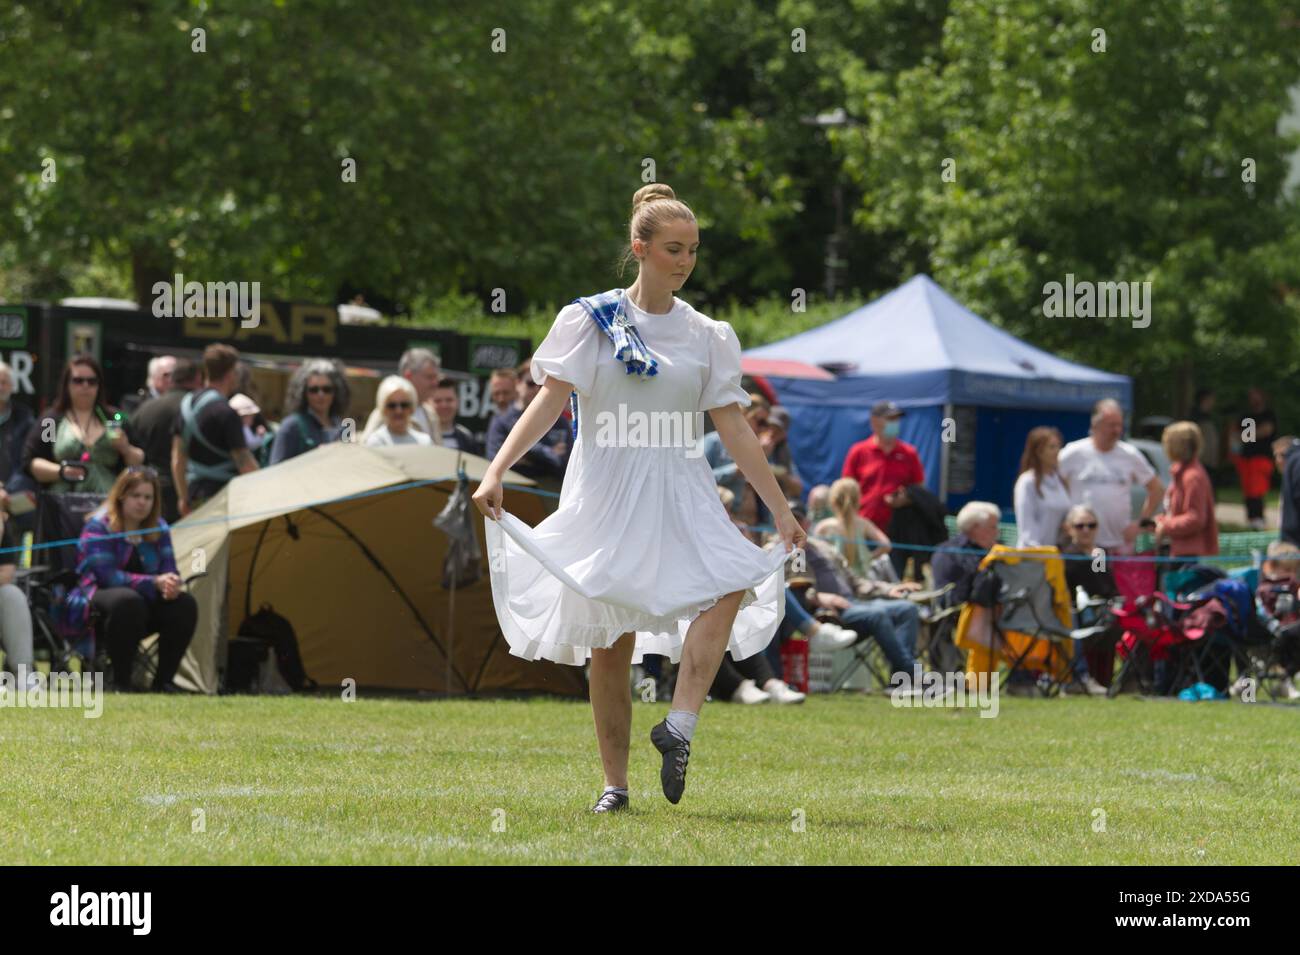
[953,546,1079,695]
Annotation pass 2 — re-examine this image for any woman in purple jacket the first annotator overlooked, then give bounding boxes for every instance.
[58,467,197,692]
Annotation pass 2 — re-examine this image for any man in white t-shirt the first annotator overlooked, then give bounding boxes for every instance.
[1057,399,1164,552]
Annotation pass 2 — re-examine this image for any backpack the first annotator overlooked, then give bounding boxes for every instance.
[234,604,317,691]
[1187,578,1254,640]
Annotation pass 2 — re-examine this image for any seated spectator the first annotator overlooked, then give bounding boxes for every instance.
[761,406,803,500]
[938,501,1104,695]
[366,377,434,447]
[773,501,868,660]
[1154,421,1218,565]
[932,501,1020,691]
[813,476,891,579]
[56,467,197,692]
[932,501,1002,606]
[1061,504,1118,600]
[0,359,36,500]
[1257,541,1300,700]
[25,353,146,495]
[1014,426,1071,548]
[710,647,805,704]
[789,520,923,683]
[0,514,38,692]
[485,362,568,480]
[271,358,349,464]
[431,379,482,454]
[806,483,832,523]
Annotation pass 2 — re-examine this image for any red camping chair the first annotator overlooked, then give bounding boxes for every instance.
[1109,591,1203,696]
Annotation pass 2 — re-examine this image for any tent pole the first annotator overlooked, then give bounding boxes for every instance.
[940,402,953,504]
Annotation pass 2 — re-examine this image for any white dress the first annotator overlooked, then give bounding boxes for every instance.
[484,294,787,666]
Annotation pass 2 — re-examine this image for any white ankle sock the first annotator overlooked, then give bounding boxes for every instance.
[602,785,628,796]
[665,709,698,742]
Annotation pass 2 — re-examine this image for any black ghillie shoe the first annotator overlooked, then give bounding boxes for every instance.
[649,720,690,804]
[591,790,629,813]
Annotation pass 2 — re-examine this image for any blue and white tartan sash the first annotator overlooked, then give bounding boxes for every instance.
[565,288,659,440]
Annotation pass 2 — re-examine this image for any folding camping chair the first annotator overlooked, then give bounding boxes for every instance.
[33,488,107,574]
[953,546,1103,696]
[824,586,960,692]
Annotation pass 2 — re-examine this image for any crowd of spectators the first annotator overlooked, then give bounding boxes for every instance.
[0,342,507,693]
[2,337,1297,705]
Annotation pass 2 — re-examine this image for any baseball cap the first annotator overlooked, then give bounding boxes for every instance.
[870,400,905,418]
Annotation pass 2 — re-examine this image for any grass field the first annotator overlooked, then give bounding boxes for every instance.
[2,691,1297,865]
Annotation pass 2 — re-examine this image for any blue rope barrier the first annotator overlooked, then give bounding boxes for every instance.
[723,521,1262,566]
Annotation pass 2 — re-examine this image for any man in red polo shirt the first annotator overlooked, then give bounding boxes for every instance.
[841,401,925,531]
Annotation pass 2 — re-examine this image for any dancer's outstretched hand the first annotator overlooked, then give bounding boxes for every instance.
[774,506,807,554]
[473,471,504,521]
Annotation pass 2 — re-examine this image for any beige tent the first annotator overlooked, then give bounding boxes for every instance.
[169,442,584,698]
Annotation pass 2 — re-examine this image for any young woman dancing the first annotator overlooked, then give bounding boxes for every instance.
[473,183,804,812]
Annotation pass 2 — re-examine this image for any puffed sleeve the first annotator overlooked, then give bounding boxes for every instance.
[530,303,603,398]
[700,320,752,412]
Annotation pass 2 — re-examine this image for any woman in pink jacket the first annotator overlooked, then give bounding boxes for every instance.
[1155,421,1219,562]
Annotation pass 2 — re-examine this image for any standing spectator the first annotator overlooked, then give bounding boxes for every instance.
[1274,435,1300,547]
[1231,387,1277,529]
[485,362,568,480]
[1190,388,1221,478]
[56,467,196,692]
[0,359,36,513]
[24,354,146,495]
[129,357,200,523]
[120,355,176,416]
[431,379,481,453]
[363,348,440,439]
[1154,421,1218,563]
[172,344,259,515]
[230,394,274,465]
[269,359,350,464]
[812,476,891,579]
[841,400,924,535]
[1013,426,1071,548]
[1057,398,1163,553]
[365,377,434,447]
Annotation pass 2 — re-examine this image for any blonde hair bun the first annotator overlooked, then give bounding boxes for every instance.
[632,182,676,213]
